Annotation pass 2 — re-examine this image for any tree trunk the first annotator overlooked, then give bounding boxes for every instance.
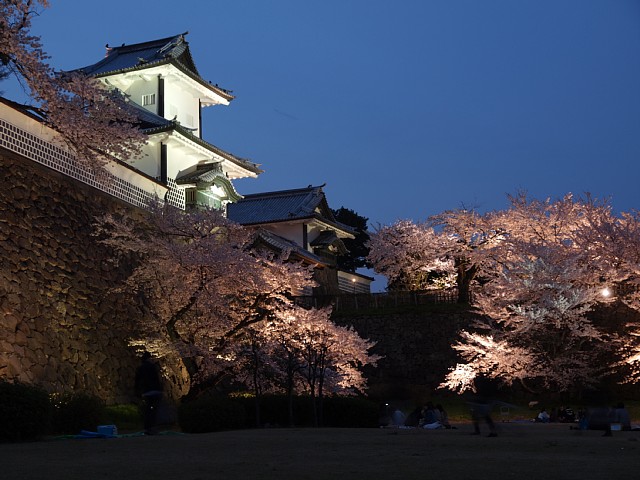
[286,359,296,427]
[252,352,262,428]
[310,385,318,428]
[254,393,262,428]
[317,376,324,427]
[455,258,478,303]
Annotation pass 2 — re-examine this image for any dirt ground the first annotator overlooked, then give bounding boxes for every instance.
[1,422,638,480]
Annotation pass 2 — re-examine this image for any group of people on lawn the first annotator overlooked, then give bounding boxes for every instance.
[535,405,577,423]
[535,403,632,431]
[390,402,453,429]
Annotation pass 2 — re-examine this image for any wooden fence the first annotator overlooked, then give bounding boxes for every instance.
[294,289,463,312]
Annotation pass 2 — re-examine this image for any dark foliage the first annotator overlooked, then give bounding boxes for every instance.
[238,395,313,427]
[239,395,379,428]
[178,395,248,433]
[332,207,371,272]
[320,396,379,427]
[0,381,52,442]
[51,392,106,434]
[178,394,379,432]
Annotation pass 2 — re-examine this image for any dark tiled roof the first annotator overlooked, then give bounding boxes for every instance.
[175,162,224,185]
[228,186,322,224]
[126,102,262,175]
[310,230,348,254]
[128,101,174,130]
[175,162,242,202]
[254,229,328,266]
[227,185,355,235]
[73,33,233,101]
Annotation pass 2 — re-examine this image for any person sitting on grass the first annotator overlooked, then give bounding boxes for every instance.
[437,404,454,429]
[536,409,550,423]
[421,402,444,429]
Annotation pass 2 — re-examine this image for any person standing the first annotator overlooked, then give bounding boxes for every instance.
[470,375,498,437]
[135,352,163,435]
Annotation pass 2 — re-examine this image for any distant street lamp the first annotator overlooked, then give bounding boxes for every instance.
[601,287,612,298]
[352,278,358,309]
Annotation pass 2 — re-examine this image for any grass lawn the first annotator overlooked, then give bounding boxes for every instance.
[2,422,639,480]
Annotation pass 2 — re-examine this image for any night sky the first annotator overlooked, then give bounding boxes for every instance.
[3,0,639,290]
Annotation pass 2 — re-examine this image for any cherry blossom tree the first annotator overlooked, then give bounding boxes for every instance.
[570,203,640,383]
[443,244,620,394]
[94,202,315,397]
[0,0,145,169]
[370,192,640,393]
[429,207,504,302]
[229,326,283,426]
[368,209,503,301]
[441,194,638,394]
[258,310,307,426]
[291,306,379,426]
[368,220,456,292]
[231,306,380,427]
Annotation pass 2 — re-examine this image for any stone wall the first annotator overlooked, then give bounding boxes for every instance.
[333,308,477,401]
[0,148,188,403]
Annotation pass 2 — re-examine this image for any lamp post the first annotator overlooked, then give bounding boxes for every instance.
[352,278,358,309]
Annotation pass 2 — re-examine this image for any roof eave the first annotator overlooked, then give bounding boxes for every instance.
[91,59,235,103]
[142,124,262,176]
[236,215,354,238]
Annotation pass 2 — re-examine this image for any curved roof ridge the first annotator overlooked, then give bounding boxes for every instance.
[105,32,189,56]
[240,184,325,199]
[72,32,234,102]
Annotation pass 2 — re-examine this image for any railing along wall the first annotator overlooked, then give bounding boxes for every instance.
[0,117,185,210]
[294,289,463,311]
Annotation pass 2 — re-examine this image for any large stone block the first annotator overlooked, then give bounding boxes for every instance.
[0,313,19,332]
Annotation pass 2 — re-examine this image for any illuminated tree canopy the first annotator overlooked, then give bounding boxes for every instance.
[95,204,379,398]
[370,192,640,393]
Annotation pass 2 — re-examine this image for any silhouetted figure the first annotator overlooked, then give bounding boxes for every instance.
[437,404,453,429]
[404,406,423,427]
[390,407,406,427]
[469,375,498,437]
[135,352,163,435]
[421,401,444,429]
[614,402,631,431]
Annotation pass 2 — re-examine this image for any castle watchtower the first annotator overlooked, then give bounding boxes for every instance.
[75,33,261,210]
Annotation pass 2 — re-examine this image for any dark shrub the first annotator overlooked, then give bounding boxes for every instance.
[238,395,313,427]
[178,395,248,433]
[0,381,52,442]
[322,396,379,427]
[237,394,379,428]
[104,404,142,431]
[52,392,106,434]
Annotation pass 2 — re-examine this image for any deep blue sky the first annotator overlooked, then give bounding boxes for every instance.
[3,1,640,288]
